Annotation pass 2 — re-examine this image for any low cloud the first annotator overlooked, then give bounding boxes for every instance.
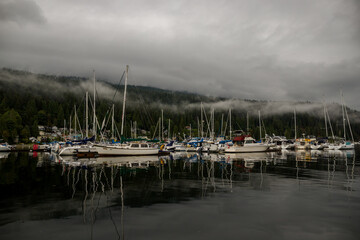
[0,0,46,25]
[1,68,359,125]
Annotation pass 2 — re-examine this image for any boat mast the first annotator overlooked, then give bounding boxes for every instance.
[161,109,164,141]
[221,113,224,137]
[229,108,232,139]
[342,93,354,142]
[197,117,200,138]
[341,90,346,141]
[294,109,297,140]
[323,102,328,138]
[201,102,203,138]
[168,119,171,140]
[211,108,214,139]
[246,112,249,134]
[258,110,262,142]
[111,104,114,139]
[86,91,88,138]
[70,115,72,137]
[190,123,192,139]
[325,107,335,140]
[74,105,77,136]
[93,70,96,140]
[131,121,133,138]
[121,65,128,136]
[158,118,161,141]
[344,105,354,142]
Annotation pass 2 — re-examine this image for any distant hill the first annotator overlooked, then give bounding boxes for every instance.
[0,68,359,143]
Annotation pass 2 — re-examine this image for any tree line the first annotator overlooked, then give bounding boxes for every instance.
[0,70,359,144]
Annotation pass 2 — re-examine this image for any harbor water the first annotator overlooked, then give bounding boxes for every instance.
[0,148,360,240]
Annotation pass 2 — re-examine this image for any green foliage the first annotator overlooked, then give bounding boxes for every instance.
[20,125,31,143]
[37,110,47,125]
[0,109,22,143]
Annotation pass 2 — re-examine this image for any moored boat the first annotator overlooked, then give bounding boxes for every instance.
[0,143,12,152]
[224,132,270,153]
[94,142,158,156]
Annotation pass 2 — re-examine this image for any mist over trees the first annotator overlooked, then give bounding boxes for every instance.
[0,68,359,144]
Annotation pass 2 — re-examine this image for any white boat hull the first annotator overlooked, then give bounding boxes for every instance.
[95,146,158,156]
[59,146,81,156]
[0,145,11,152]
[336,143,354,150]
[224,144,269,153]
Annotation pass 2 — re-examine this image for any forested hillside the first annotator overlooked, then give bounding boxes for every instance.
[0,68,359,143]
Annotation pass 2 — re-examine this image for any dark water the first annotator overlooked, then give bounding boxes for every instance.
[0,148,360,240]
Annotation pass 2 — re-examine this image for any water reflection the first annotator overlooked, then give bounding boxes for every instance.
[0,152,10,159]
[0,148,359,240]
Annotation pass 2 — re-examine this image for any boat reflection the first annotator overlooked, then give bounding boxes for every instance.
[223,152,273,161]
[281,149,355,161]
[0,152,10,159]
[58,155,161,169]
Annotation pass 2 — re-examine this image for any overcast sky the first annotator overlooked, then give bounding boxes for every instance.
[0,0,359,110]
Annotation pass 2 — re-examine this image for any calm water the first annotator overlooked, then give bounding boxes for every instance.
[0,148,360,240]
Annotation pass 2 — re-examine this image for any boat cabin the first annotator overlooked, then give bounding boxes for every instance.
[129,143,152,149]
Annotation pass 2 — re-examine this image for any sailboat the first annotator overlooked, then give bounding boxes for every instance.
[92,65,159,156]
[336,91,354,150]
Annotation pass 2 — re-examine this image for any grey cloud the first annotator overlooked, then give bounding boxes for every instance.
[0,0,359,110]
[0,69,121,102]
[0,0,46,25]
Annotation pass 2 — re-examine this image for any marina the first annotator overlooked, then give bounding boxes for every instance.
[1,1,360,239]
